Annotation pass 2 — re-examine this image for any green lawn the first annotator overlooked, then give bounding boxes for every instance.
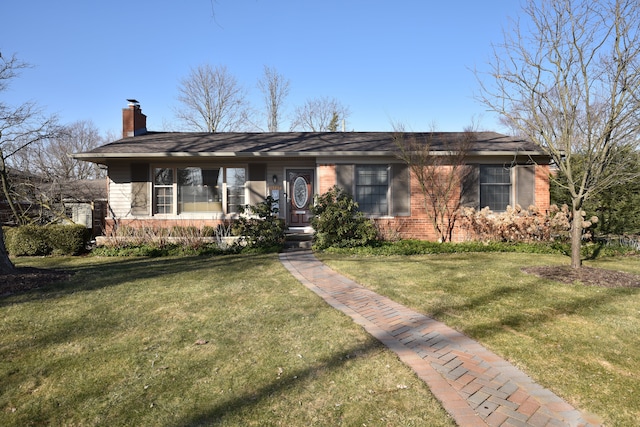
[1,254,453,427]
[318,252,640,427]
[3,251,639,426]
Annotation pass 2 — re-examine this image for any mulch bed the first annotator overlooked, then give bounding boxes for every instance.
[0,267,72,296]
[522,265,640,288]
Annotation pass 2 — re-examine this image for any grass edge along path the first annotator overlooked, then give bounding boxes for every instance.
[282,251,604,427]
[318,251,640,427]
[1,254,454,427]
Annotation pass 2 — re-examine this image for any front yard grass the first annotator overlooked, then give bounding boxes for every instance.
[318,252,640,427]
[1,254,453,427]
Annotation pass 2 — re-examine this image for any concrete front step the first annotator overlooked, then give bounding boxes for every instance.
[284,228,314,251]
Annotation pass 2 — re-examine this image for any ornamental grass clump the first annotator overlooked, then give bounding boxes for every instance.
[93,222,236,256]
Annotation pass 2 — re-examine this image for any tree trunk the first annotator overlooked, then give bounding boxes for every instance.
[0,226,16,274]
[570,207,583,269]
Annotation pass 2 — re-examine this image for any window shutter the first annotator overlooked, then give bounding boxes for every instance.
[460,164,479,208]
[516,165,535,209]
[131,163,149,215]
[247,163,267,205]
[391,163,410,216]
[335,164,354,194]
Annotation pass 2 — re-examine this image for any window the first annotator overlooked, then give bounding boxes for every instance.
[480,165,511,211]
[178,167,222,212]
[154,168,173,214]
[226,168,246,213]
[355,165,389,215]
[152,166,245,214]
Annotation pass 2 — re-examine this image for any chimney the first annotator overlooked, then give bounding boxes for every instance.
[122,99,147,138]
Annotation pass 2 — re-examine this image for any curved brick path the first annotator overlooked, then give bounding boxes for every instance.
[279,250,603,427]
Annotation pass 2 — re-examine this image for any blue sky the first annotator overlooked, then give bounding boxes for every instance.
[1,1,523,138]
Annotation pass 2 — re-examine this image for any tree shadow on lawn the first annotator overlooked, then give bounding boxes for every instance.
[319,254,639,341]
[0,253,272,307]
[178,340,386,427]
[457,285,638,340]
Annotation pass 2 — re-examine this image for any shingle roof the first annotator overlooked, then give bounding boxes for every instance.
[74,131,546,162]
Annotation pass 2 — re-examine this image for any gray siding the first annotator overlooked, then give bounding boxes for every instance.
[108,163,133,218]
[247,163,267,206]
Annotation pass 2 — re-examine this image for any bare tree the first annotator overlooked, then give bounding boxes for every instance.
[393,125,474,242]
[0,53,61,273]
[257,65,290,132]
[290,96,350,131]
[175,64,249,132]
[477,0,640,268]
[15,120,106,181]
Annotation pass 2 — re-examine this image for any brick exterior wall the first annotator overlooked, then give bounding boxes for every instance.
[122,104,147,138]
[317,164,335,194]
[103,162,551,243]
[373,167,454,242]
[535,164,550,213]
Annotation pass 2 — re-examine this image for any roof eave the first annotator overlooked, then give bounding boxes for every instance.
[72,151,397,161]
[73,149,549,162]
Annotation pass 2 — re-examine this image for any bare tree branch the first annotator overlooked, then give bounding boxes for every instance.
[393,124,475,242]
[257,65,291,132]
[476,0,640,268]
[0,52,63,272]
[175,64,250,132]
[290,96,350,132]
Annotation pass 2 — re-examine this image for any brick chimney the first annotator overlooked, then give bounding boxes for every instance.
[122,99,147,138]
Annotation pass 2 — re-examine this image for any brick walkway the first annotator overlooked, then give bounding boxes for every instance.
[279,250,603,427]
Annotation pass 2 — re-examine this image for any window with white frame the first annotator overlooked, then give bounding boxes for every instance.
[480,165,511,211]
[154,168,173,214]
[226,168,246,213]
[355,165,389,215]
[152,166,245,214]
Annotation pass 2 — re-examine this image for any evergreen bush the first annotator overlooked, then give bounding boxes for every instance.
[3,224,89,256]
[310,186,378,250]
[232,196,285,250]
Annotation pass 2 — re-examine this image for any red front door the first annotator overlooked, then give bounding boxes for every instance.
[288,170,313,227]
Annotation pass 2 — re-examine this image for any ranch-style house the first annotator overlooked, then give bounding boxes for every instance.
[73,101,551,241]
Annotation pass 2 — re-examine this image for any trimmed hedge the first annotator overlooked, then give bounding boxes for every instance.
[3,224,90,256]
[320,239,640,258]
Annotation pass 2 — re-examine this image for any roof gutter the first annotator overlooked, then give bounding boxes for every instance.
[72,150,549,162]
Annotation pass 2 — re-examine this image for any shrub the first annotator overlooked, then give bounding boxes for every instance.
[4,226,51,256]
[310,186,378,250]
[3,224,89,256]
[47,224,90,255]
[458,204,598,243]
[91,242,229,257]
[322,239,567,256]
[232,196,285,250]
